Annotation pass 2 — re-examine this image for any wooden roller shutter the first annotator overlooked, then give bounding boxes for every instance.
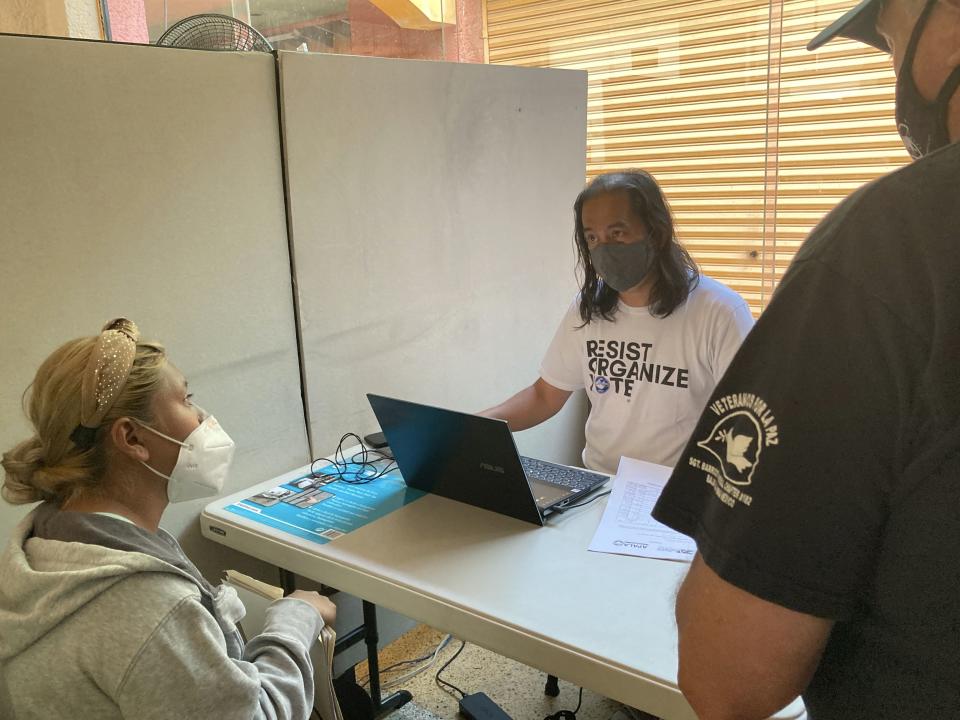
[486,0,908,314]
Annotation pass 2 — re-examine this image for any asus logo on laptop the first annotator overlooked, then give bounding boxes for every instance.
[480,462,505,474]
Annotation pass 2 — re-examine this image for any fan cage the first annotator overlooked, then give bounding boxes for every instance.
[156,14,273,52]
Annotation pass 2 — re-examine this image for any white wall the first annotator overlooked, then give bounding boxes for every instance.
[278,51,590,465]
[0,36,308,581]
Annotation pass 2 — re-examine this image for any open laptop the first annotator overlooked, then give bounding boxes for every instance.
[367,394,609,526]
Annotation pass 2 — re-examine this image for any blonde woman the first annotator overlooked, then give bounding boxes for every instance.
[0,319,336,720]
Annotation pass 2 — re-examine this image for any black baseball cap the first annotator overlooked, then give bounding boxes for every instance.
[806,0,889,52]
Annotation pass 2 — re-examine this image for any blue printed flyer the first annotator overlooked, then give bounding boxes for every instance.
[224,463,425,544]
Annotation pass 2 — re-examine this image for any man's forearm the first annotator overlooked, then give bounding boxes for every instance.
[480,380,570,431]
[480,385,550,431]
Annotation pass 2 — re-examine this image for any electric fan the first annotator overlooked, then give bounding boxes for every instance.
[156,13,273,52]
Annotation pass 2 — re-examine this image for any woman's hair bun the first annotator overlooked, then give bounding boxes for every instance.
[1,436,49,504]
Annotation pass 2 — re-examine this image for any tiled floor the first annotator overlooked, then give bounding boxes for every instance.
[354,624,646,720]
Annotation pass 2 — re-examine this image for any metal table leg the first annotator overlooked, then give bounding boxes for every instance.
[363,599,413,716]
[544,674,560,696]
[278,569,411,717]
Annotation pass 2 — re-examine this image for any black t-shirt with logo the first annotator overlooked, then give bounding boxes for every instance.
[652,142,960,719]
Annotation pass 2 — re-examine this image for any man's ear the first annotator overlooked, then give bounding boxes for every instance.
[110,418,150,463]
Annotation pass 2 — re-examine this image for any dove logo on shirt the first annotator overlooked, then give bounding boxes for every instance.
[696,411,763,487]
[687,396,778,509]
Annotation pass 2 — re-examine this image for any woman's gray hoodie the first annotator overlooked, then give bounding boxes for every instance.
[0,503,324,720]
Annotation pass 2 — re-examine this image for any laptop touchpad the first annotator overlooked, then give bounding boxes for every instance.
[529,479,574,508]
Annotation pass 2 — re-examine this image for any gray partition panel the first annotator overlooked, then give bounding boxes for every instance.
[0,36,308,579]
[279,51,589,464]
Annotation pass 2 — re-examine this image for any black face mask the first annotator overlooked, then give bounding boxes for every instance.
[895,0,960,159]
[589,241,653,293]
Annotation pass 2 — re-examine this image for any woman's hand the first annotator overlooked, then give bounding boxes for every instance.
[289,590,337,626]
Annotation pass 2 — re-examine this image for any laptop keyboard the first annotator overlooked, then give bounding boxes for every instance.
[520,456,607,492]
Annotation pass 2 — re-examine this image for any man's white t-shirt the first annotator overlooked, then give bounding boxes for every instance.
[540,275,754,474]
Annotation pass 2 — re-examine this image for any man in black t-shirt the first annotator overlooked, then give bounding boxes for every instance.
[651,1,960,718]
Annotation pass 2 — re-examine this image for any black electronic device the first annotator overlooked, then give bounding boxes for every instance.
[366,394,609,526]
[363,431,389,449]
[458,692,513,720]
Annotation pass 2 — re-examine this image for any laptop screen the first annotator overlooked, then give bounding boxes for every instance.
[367,394,545,526]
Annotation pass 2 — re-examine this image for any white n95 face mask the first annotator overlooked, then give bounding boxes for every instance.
[137,412,236,503]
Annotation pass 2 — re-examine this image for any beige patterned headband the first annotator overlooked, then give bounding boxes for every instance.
[70,318,140,449]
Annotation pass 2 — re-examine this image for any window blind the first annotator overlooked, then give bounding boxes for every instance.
[486,0,908,313]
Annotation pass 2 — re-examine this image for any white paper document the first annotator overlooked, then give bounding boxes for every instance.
[588,456,696,562]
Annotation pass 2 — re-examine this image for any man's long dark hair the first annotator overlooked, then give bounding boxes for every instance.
[574,170,699,324]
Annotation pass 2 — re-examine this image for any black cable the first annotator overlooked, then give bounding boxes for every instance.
[434,640,467,699]
[357,634,452,686]
[309,432,398,485]
[543,686,583,720]
[379,634,451,674]
[350,447,394,464]
[332,432,396,482]
[552,489,611,513]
